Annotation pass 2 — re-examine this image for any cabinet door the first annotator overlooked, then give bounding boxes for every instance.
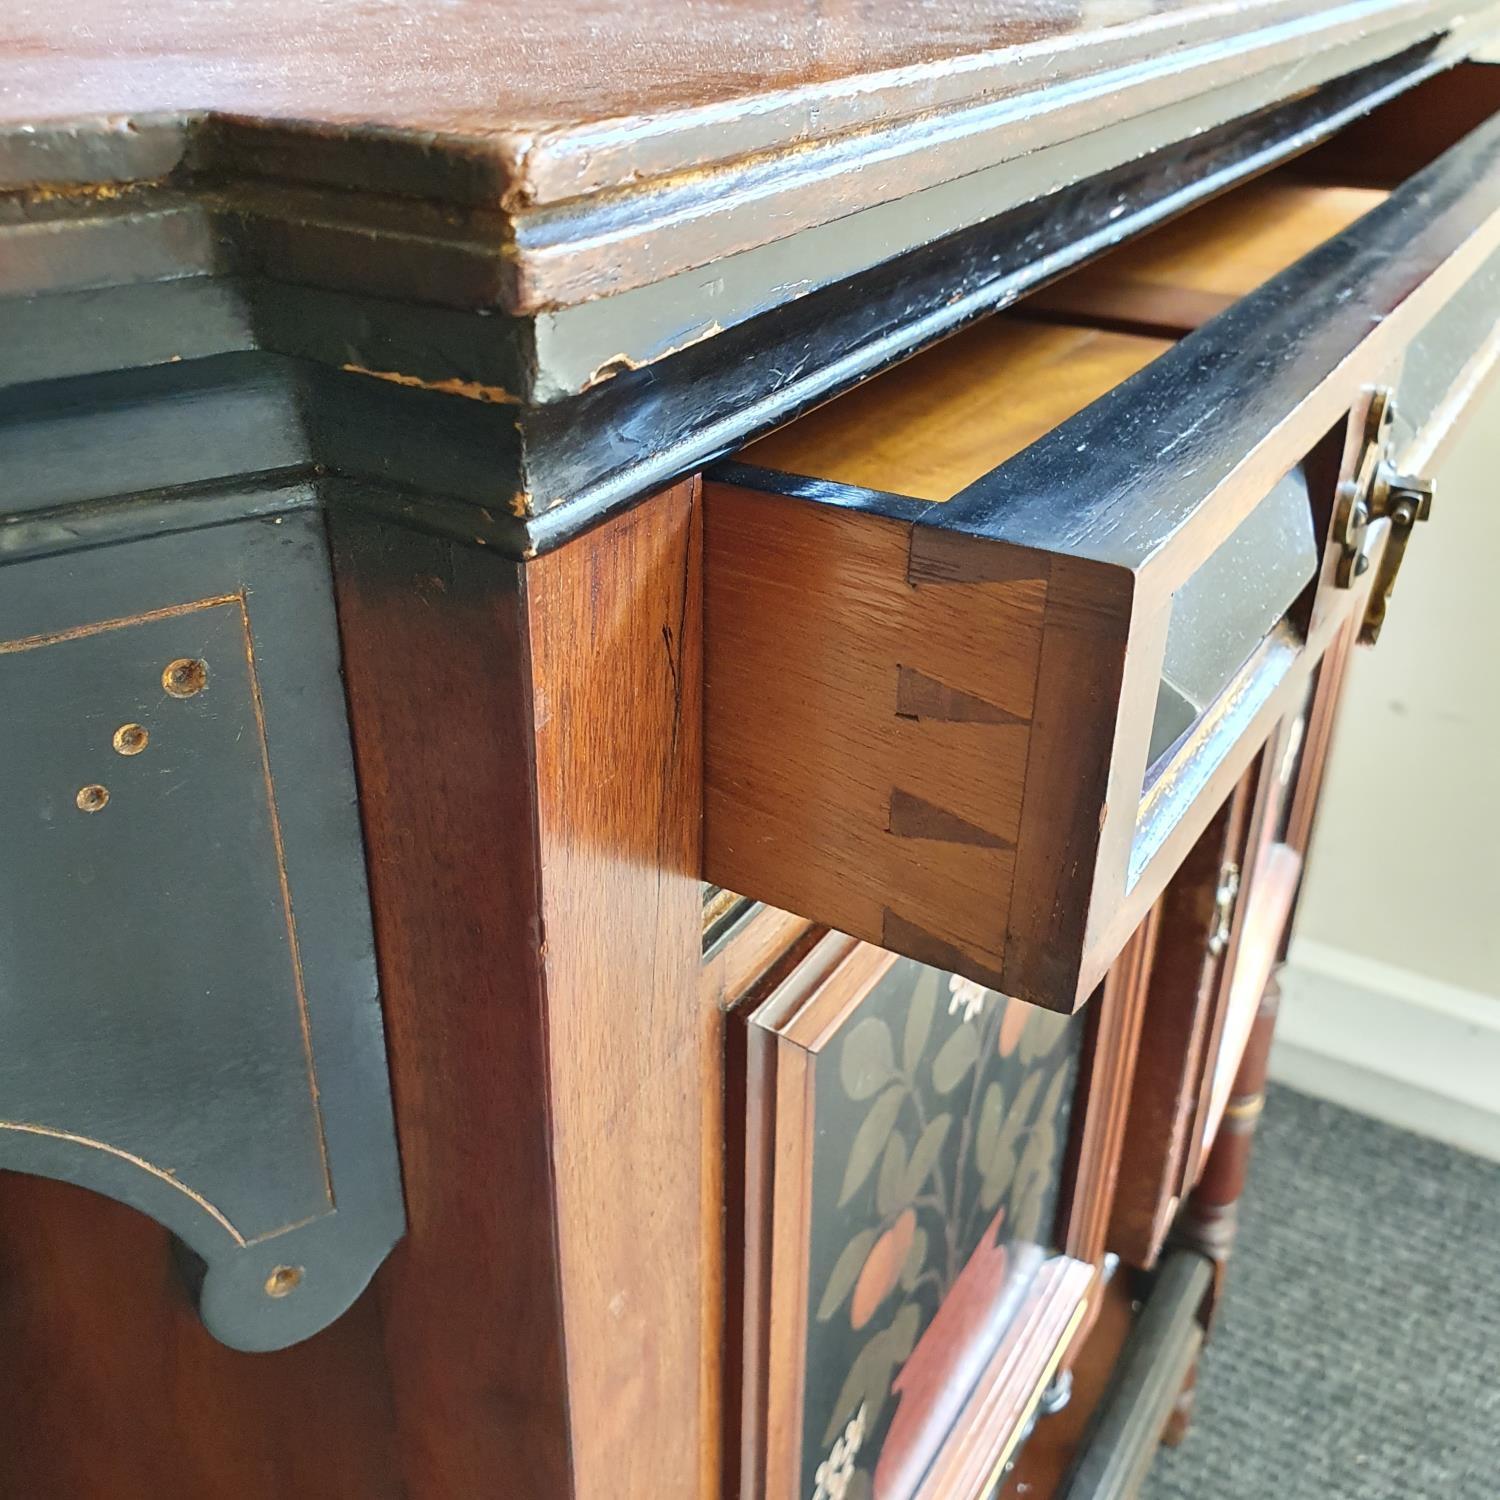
[734,934,1093,1500]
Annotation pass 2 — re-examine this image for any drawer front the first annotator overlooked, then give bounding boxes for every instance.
[705,75,1500,1014]
[737,935,1091,1500]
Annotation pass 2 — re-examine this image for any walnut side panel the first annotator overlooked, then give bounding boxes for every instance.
[524,480,720,1500]
[329,512,574,1496]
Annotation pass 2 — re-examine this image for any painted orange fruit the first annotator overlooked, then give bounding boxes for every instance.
[850,1209,917,1330]
[998,996,1029,1057]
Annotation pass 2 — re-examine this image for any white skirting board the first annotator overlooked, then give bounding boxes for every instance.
[1271,939,1500,1162]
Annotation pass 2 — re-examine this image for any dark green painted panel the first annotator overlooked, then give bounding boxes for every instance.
[0,507,404,1351]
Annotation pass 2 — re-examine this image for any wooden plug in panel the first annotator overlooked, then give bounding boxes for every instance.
[1025,177,1388,337]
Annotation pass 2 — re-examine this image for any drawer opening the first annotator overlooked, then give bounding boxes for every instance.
[1022,173,1389,339]
[737,317,1172,503]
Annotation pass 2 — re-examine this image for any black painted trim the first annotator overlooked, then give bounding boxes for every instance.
[0,44,1484,558]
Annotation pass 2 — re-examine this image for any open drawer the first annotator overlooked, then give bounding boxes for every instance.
[704,67,1500,1013]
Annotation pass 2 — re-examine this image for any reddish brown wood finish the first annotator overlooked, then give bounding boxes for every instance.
[0,1176,401,1500]
[1108,781,1253,1269]
[524,479,718,1497]
[1044,905,1162,1386]
[341,480,717,1497]
[1063,911,1161,1274]
[1292,60,1500,187]
[1178,977,1282,1301]
[330,509,573,1497]
[0,0,1241,143]
[995,1269,1138,1499]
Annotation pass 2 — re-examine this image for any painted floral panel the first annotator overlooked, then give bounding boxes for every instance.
[797,959,1082,1500]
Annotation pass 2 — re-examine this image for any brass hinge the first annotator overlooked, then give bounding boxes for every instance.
[1207,860,1241,958]
[1332,388,1435,644]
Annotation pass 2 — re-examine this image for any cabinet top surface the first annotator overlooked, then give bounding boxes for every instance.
[0,0,1432,192]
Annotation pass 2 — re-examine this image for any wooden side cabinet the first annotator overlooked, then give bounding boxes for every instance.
[2,22,1497,1500]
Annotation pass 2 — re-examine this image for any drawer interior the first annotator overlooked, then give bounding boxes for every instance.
[1023,179,1388,336]
[740,304,1323,785]
[740,320,1172,502]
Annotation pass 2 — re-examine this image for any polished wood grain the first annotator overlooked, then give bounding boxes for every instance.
[1027,178,1387,336]
[911,1256,1094,1500]
[522,481,720,1500]
[329,511,575,1497]
[1178,976,1282,1310]
[705,482,1049,994]
[1293,60,1500,188]
[1202,844,1301,1152]
[0,0,1419,183]
[0,480,714,1500]
[705,904,818,1011]
[0,0,1252,138]
[1063,911,1160,1276]
[1109,780,1253,1270]
[739,321,1170,502]
[0,1176,401,1500]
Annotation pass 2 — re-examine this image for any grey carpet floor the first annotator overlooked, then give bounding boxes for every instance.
[1142,1082,1500,1500]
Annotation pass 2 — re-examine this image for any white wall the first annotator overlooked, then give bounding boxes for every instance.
[1273,372,1500,1157]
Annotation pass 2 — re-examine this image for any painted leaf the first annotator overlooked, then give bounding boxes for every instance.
[931,1022,980,1095]
[985,1070,1041,1178]
[841,1017,896,1101]
[838,1085,907,1206]
[899,1225,929,1292]
[902,1113,952,1201]
[817,1226,879,1321]
[976,1081,1005,1164]
[877,1130,910,1220]
[1019,1007,1071,1065]
[1011,1166,1049,1244]
[823,1332,897,1446]
[1039,1058,1073,1131]
[1003,1069,1044,1142]
[886,1300,922,1362]
[1012,1122,1057,1243]
[979,1138,1017,1212]
[903,970,939,1073]
[981,1071,1039,1209]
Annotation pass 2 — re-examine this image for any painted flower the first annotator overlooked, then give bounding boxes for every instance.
[946,974,988,1024]
[813,1404,867,1500]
